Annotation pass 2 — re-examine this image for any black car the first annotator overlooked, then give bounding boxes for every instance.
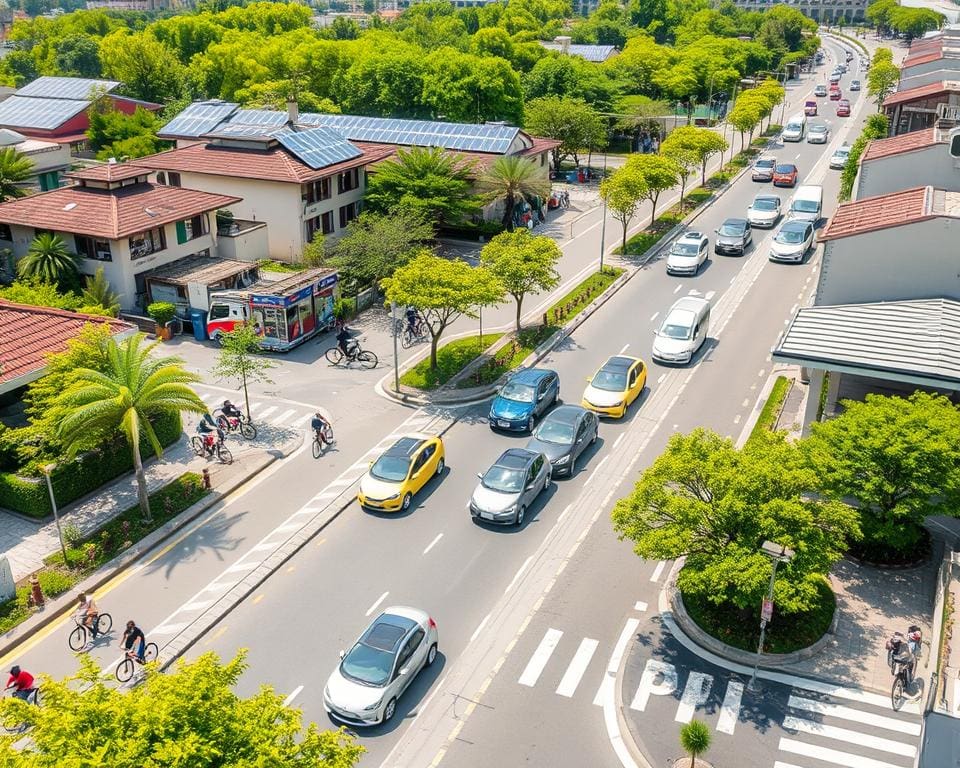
[525,405,599,477]
[714,218,753,255]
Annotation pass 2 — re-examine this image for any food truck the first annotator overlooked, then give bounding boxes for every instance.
[206,267,339,351]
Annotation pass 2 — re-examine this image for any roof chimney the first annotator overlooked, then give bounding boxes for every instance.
[287,98,299,125]
[555,35,571,54]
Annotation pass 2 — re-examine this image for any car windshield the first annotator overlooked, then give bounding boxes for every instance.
[755,159,774,168]
[777,228,806,244]
[482,465,526,493]
[719,222,745,236]
[534,420,575,445]
[794,200,818,212]
[591,370,627,391]
[341,642,394,687]
[752,198,778,211]
[660,321,692,340]
[499,381,535,403]
[671,242,700,256]
[835,148,849,157]
[370,455,410,482]
[811,126,827,133]
[775,165,794,174]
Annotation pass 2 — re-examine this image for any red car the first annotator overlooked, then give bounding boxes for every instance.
[829,88,842,101]
[773,163,799,187]
[836,99,851,117]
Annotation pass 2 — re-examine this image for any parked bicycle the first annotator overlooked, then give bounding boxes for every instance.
[191,429,233,464]
[68,612,113,651]
[213,407,256,440]
[2,686,41,733]
[115,643,159,683]
[324,339,378,369]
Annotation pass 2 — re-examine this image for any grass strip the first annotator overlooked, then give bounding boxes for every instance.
[458,325,559,388]
[399,333,502,390]
[545,267,623,324]
[748,376,791,442]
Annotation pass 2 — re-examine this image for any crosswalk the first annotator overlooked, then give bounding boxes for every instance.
[194,387,320,430]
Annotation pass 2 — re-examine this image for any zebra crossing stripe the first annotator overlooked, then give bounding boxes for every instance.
[778,737,906,768]
[717,681,744,735]
[519,629,563,687]
[773,763,807,768]
[555,638,598,698]
[258,405,278,419]
[293,413,314,427]
[272,408,296,425]
[782,716,917,758]
[787,695,921,735]
[594,617,640,707]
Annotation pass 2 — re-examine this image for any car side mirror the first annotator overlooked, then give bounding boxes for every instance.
[339,650,345,659]
[477,472,483,479]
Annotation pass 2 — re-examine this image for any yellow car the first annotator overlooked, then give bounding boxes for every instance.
[358,434,445,512]
[581,355,647,418]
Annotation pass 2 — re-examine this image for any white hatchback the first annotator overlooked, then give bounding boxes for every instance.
[747,194,782,228]
[665,231,709,275]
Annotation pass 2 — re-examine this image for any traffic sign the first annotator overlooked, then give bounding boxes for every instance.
[761,598,774,623]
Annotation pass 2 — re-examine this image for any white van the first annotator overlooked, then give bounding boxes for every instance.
[789,185,823,223]
[782,113,806,142]
[652,297,710,365]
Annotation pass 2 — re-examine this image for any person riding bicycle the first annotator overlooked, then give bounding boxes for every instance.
[310,412,331,443]
[888,631,917,687]
[122,621,146,664]
[76,593,100,641]
[337,325,354,359]
[196,413,221,448]
[5,666,36,702]
[405,307,422,336]
[221,400,242,421]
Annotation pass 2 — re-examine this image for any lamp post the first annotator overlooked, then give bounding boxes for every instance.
[747,540,795,691]
[598,151,608,273]
[705,72,716,124]
[43,463,69,566]
[390,301,400,393]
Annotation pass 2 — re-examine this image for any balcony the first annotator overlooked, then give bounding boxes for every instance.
[216,218,269,263]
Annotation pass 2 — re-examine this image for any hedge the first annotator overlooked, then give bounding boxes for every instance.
[0,411,182,518]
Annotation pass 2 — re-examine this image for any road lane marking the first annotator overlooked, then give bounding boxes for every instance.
[556,638,599,697]
[423,533,443,555]
[505,556,534,595]
[675,671,713,723]
[257,405,278,419]
[252,594,265,604]
[182,599,215,611]
[365,591,389,617]
[151,622,190,636]
[717,681,744,734]
[650,560,666,582]
[674,285,682,293]
[470,613,491,643]
[283,685,304,706]
[657,374,666,384]
[519,628,563,687]
[734,414,742,425]
[558,504,572,523]
[613,433,624,450]
[594,617,640,706]
[619,343,630,354]
[742,398,750,407]
[704,291,716,301]
[634,601,648,612]
[778,737,904,768]
[585,455,609,485]
[787,695,921,735]
[783,716,916,757]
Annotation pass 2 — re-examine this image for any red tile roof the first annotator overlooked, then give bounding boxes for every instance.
[67,164,150,183]
[134,141,396,185]
[884,80,960,107]
[820,186,932,241]
[861,127,943,161]
[0,183,241,239]
[903,38,943,69]
[0,301,135,388]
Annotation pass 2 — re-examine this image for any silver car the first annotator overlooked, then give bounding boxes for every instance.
[665,231,709,275]
[830,145,851,170]
[324,606,438,726]
[770,219,815,263]
[807,123,830,144]
[747,194,782,228]
[470,448,551,526]
[751,156,776,182]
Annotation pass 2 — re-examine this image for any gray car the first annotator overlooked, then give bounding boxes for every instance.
[470,448,551,526]
[807,123,830,144]
[525,405,598,477]
[714,218,752,255]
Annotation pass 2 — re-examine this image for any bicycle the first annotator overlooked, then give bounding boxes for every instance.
[68,612,113,651]
[324,341,378,369]
[401,321,429,349]
[890,656,914,711]
[312,423,334,459]
[190,431,233,465]
[2,686,41,733]
[115,643,159,683]
[213,409,257,440]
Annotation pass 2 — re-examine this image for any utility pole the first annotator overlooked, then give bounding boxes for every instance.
[598,151,608,273]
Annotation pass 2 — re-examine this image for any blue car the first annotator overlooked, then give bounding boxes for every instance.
[488,368,560,432]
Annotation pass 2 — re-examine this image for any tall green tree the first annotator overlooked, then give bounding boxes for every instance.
[600,163,649,253]
[867,59,900,112]
[80,267,120,316]
[479,229,561,331]
[54,33,102,78]
[524,96,606,171]
[54,334,206,522]
[805,392,960,557]
[727,101,761,152]
[0,651,363,767]
[381,252,503,369]
[612,429,859,613]
[660,125,728,186]
[99,29,187,104]
[626,153,680,224]
[659,137,698,213]
[210,324,276,421]
[0,146,34,202]
[680,720,712,768]
[480,155,551,232]
[17,234,80,290]
[365,146,479,227]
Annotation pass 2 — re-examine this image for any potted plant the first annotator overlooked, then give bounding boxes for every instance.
[147,301,177,340]
[216,208,235,235]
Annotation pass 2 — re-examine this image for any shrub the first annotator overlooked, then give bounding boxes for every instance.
[62,523,82,548]
[146,301,177,327]
[37,568,76,597]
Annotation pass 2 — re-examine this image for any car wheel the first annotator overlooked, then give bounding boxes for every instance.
[515,505,526,526]
[402,493,412,511]
[526,416,535,432]
[426,643,438,667]
[436,457,445,476]
[382,698,397,723]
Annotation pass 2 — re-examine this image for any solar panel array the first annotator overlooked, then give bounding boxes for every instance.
[298,114,520,154]
[0,95,90,130]
[227,109,288,128]
[206,124,277,139]
[274,126,362,170]
[17,76,120,100]
[160,101,239,138]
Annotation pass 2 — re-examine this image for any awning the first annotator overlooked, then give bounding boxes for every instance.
[145,255,257,287]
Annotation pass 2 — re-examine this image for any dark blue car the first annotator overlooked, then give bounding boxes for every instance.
[488,368,560,432]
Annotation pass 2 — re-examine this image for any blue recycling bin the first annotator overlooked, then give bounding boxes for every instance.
[190,309,208,341]
[566,170,578,183]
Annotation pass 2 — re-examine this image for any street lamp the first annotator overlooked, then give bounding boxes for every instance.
[43,463,69,566]
[747,540,795,691]
[390,301,400,393]
[598,151,608,273]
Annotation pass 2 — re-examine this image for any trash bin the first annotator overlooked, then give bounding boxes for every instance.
[566,170,578,183]
[190,309,208,341]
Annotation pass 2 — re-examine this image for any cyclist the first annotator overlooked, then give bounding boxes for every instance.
[888,631,917,687]
[76,593,100,641]
[310,412,331,445]
[221,400,242,421]
[336,325,354,359]
[196,413,219,450]
[405,307,422,337]
[5,666,36,702]
[122,621,146,664]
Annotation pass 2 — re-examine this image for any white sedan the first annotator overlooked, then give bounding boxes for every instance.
[830,145,852,170]
[770,219,815,263]
[665,231,709,275]
[747,194,782,228]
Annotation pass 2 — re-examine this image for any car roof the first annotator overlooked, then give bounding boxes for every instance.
[810,123,828,130]
[781,219,810,232]
[599,355,641,375]
[678,231,705,241]
[753,194,780,203]
[722,217,747,226]
[671,296,710,313]
[509,367,556,385]
[542,404,588,425]
[775,163,797,170]
[384,435,427,458]
[496,448,539,469]
[755,156,775,163]
[362,612,418,652]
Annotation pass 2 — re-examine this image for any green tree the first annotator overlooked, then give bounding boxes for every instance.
[87,105,164,158]
[80,267,120,316]
[54,33,102,78]
[365,146,479,227]
[99,29,187,104]
[612,429,859,613]
[381,252,503,369]
[888,6,944,41]
[0,146,34,202]
[867,59,899,112]
[55,334,206,522]
[600,163,649,253]
[659,135,698,213]
[866,0,897,33]
[840,113,888,200]
[210,323,276,421]
[805,392,960,557]
[480,155,551,232]
[727,100,761,152]
[17,234,80,290]
[0,651,363,767]
[680,720,712,768]
[0,277,82,311]
[479,229,561,331]
[660,125,728,186]
[626,153,680,224]
[524,96,606,172]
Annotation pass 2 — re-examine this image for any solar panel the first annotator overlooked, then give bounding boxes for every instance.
[206,124,276,139]
[228,109,288,127]
[17,76,120,100]
[0,95,89,130]
[160,101,238,138]
[275,126,362,170]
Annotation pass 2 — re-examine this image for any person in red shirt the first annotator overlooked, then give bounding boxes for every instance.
[5,666,35,702]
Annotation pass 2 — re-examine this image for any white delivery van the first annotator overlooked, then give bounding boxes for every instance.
[652,297,710,365]
[782,113,806,142]
[789,185,823,223]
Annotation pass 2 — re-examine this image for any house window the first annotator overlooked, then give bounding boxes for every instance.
[168,172,181,187]
[129,227,166,259]
[339,202,359,228]
[303,178,331,204]
[322,210,334,234]
[156,172,166,184]
[337,167,359,194]
[75,234,113,261]
[0,224,11,241]
[177,215,208,244]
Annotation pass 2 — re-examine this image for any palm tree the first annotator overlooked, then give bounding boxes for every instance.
[55,334,207,522]
[0,147,33,202]
[81,266,121,316]
[679,720,712,768]
[17,233,80,288]
[480,156,551,232]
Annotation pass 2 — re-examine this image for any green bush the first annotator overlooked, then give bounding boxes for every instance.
[37,568,77,597]
[146,301,177,327]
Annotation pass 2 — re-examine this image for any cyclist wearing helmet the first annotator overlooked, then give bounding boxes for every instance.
[5,666,35,702]
[221,400,242,419]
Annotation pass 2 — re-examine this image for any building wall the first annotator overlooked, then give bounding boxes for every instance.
[729,0,865,22]
[887,92,960,135]
[816,220,960,306]
[856,150,960,199]
[897,70,960,92]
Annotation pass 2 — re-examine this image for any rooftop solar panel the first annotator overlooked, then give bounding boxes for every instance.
[228,109,288,127]
[275,126,362,170]
[160,101,238,138]
[17,76,120,100]
[206,124,276,139]
[0,95,90,130]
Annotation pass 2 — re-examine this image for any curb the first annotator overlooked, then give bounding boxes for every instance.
[614,613,654,768]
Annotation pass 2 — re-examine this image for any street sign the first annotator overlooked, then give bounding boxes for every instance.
[0,557,13,602]
[761,598,774,623]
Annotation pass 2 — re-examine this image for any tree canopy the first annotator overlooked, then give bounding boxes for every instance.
[624,153,680,223]
[524,96,606,171]
[479,229,561,331]
[600,163,649,252]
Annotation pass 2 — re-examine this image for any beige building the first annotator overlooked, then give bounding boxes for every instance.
[0,128,70,193]
[855,125,958,199]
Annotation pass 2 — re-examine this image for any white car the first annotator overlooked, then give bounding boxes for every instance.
[324,606,439,726]
[830,145,851,170]
[807,123,830,144]
[746,194,782,228]
[665,231,709,275]
[770,219,815,263]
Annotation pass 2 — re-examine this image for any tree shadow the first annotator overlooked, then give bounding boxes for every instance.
[144,507,251,579]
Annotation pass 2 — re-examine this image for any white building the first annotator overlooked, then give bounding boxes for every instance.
[855,125,958,199]
[0,128,70,192]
